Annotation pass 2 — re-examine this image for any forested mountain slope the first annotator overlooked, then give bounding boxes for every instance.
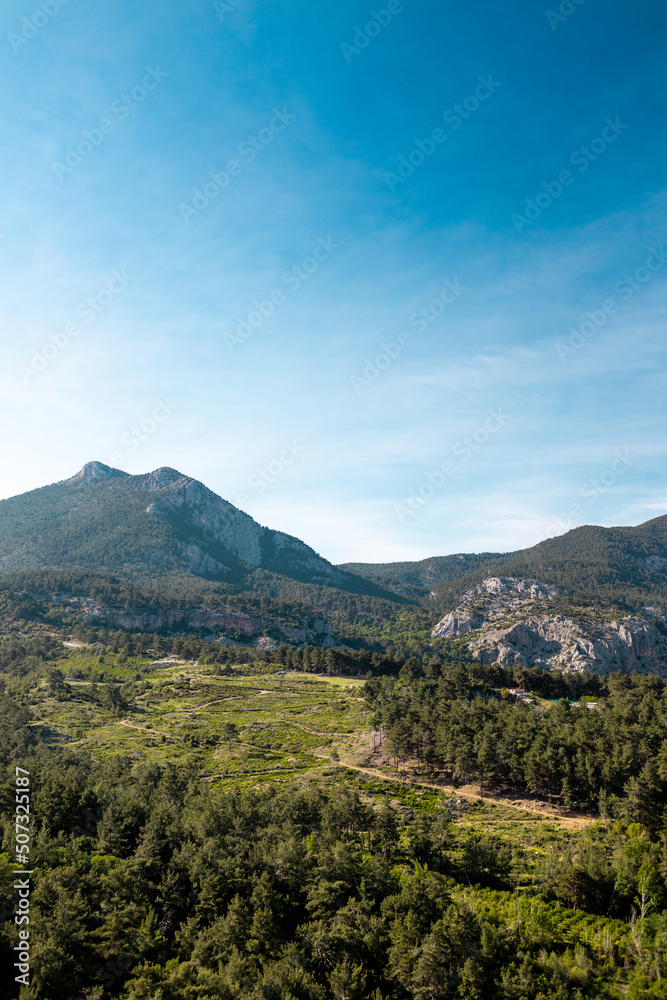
[346,516,667,612]
[4,463,667,659]
[0,462,396,603]
[2,640,667,999]
[339,552,504,602]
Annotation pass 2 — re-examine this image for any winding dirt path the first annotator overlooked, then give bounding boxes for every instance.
[318,756,592,829]
[115,714,590,830]
[118,718,174,741]
[193,697,239,710]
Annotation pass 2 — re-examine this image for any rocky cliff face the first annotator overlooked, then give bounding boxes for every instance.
[140,468,265,569]
[139,466,339,584]
[432,576,667,676]
[49,592,337,649]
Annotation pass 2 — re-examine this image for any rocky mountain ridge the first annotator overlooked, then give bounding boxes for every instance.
[0,462,368,593]
[432,576,667,676]
[138,464,339,582]
[6,461,667,669]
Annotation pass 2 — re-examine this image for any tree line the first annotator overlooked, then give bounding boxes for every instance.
[365,663,667,821]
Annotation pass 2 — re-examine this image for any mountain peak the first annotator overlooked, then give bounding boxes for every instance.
[0,462,390,598]
[137,467,188,492]
[65,461,129,485]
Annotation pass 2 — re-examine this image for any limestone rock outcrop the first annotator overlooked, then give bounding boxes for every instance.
[432,576,667,675]
[139,467,338,582]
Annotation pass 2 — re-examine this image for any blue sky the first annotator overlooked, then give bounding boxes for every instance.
[1,0,666,563]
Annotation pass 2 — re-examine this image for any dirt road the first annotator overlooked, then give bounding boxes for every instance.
[319,755,592,829]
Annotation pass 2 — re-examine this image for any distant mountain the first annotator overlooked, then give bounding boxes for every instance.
[344,517,667,612]
[4,461,667,656]
[0,461,392,600]
[340,552,504,602]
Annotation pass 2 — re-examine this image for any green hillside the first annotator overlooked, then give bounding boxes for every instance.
[346,517,667,613]
[0,464,401,606]
[0,470,182,575]
[2,639,667,999]
[339,552,505,602]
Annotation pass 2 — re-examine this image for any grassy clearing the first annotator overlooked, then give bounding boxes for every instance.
[30,659,592,826]
[32,658,593,838]
[33,663,371,784]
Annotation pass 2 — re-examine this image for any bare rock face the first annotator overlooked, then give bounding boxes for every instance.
[63,462,129,485]
[136,467,337,580]
[140,471,264,566]
[432,576,667,676]
[432,609,485,638]
[255,636,280,651]
[61,592,338,649]
[477,577,558,599]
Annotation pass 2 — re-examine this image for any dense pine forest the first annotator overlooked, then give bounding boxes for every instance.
[346,517,667,613]
[366,667,667,817]
[3,634,667,998]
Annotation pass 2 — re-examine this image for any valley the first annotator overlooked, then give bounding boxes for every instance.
[3,463,667,998]
[26,649,590,828]
[2,634,664,999]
